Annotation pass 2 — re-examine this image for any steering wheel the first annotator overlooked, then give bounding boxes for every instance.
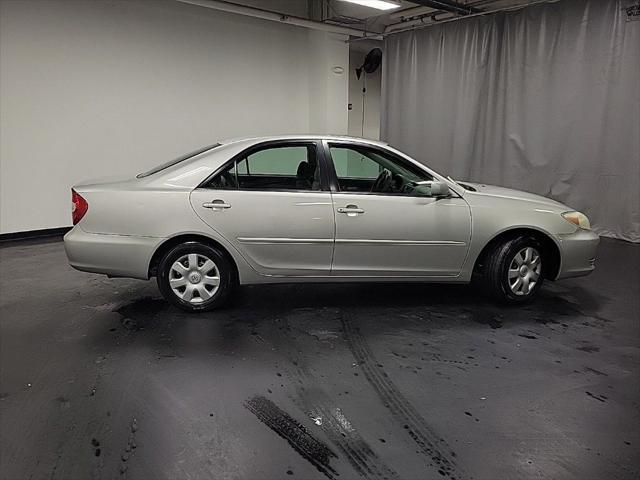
[401,180,417,195]
[371,169,392,193]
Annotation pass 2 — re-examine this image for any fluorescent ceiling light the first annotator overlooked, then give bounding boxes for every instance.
[338,0,402,11]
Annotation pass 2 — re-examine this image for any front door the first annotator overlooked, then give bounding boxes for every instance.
[190,142,334,276]
[326,142,471,277]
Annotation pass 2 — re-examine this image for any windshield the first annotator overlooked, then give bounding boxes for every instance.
[136,144,220,178]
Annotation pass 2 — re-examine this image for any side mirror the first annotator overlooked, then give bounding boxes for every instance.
[413,180,450,197]
[429,180,450,197]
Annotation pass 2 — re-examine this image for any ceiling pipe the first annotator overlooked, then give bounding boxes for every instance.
[176,0,380,38]
[389,5,438,20]
[385,11,455,33]
[380,0,557,37]
[384,15,430,33]
[390,0,498,19]
[409,0,480,16]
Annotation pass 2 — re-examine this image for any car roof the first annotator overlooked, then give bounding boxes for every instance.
[217,134,389,148]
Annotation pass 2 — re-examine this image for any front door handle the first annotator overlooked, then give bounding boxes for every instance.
[337,204,364,216]
[203,199,231,209]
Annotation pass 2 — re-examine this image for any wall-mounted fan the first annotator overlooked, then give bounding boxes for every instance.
[355,47,382,80]
[355,48,382,137]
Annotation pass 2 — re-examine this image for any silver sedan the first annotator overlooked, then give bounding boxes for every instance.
[64,135,599,312]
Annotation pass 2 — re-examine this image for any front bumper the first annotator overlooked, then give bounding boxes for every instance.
[64,226,161,280]
[554,228,600,280]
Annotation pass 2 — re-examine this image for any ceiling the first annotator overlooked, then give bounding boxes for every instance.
[230,0,549,35]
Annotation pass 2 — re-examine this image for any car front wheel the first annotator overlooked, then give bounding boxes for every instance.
[157,241,234,312]
[484,235,544,304]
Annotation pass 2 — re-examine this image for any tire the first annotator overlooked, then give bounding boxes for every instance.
[484,235,545,304]
[156,241,235,312]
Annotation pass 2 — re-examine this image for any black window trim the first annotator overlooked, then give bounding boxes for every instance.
[197,139,331,193]
[322,140,459,199]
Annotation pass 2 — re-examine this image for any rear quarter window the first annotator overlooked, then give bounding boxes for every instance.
[136,144,220,178]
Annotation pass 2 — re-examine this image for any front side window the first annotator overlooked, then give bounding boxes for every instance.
[205,144,321,191]
[329,145,434,196]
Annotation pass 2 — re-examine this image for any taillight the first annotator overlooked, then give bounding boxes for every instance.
[71,189,88,225]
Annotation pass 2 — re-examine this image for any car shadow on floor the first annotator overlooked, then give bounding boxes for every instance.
[87,281,609,357]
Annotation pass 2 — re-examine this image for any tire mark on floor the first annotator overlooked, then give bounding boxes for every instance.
[245,395,339,480]
[306,396,399,480]
[341,310,465,480]
[279,309,400,479]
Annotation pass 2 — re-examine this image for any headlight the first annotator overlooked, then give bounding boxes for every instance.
[561,211,591,230]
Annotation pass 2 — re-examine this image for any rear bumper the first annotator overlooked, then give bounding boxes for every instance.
[63,226,160,280]
[554,229,600,280]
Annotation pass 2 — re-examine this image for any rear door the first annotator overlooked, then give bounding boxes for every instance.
[190,141,335,276]
[325,142,472,277]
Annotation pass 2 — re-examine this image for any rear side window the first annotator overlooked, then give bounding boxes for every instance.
[136,144,220,178]
[203,144,321,191]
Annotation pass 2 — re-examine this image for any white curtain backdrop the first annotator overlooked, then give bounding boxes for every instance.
[382,0,639,242]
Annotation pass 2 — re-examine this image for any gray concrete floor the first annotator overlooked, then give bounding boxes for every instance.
[0,237,638,480]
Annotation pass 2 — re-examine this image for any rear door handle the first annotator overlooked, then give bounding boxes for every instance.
[203,199,231,209]
[337,204,364,216]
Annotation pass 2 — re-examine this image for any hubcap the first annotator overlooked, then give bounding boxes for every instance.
[508,247,542,296]
[169,254,220,304]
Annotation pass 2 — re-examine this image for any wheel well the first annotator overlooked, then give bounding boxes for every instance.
[473,228,560,280]
[148,234,239,282]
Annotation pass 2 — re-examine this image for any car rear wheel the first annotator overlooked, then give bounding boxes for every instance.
[157,241,234,312]
[484,235,544,304]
